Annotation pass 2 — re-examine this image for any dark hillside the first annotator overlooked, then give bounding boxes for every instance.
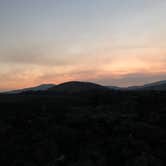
[48,81,109,94]
[0,88,166,166]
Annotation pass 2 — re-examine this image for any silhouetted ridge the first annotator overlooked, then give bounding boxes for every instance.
[3,79,166,94]
[5,84,55,94]
[127,80,166,91]
[142,80,166,90]
[48,81,108,93]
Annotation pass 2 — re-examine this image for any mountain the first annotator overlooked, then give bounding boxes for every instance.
[5,84,55,94]
[142,80,166,90]
[105,80,166,91]
[127,80,166,91]
[48,81,109,93]
[3,80,166,94]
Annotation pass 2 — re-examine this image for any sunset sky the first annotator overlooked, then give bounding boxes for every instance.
[0,0,166,91]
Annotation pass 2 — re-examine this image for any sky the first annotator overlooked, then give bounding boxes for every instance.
[0,0,166,91]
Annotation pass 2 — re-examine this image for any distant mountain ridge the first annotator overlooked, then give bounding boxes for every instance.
[126,80,166,91]
[3,79,166,94]
[5,84,55,94]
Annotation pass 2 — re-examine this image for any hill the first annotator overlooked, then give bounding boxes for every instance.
[127,80,166,91]
[48,81,109,94]
[5,84,55,94]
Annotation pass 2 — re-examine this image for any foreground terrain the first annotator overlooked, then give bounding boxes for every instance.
[1,82,166,166]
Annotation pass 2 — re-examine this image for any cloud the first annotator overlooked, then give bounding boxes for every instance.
[0,41,166,91]
[1,64,166,91]
[0,45,77,66]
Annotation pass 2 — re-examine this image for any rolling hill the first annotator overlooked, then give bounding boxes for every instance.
[3,79,166,94]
